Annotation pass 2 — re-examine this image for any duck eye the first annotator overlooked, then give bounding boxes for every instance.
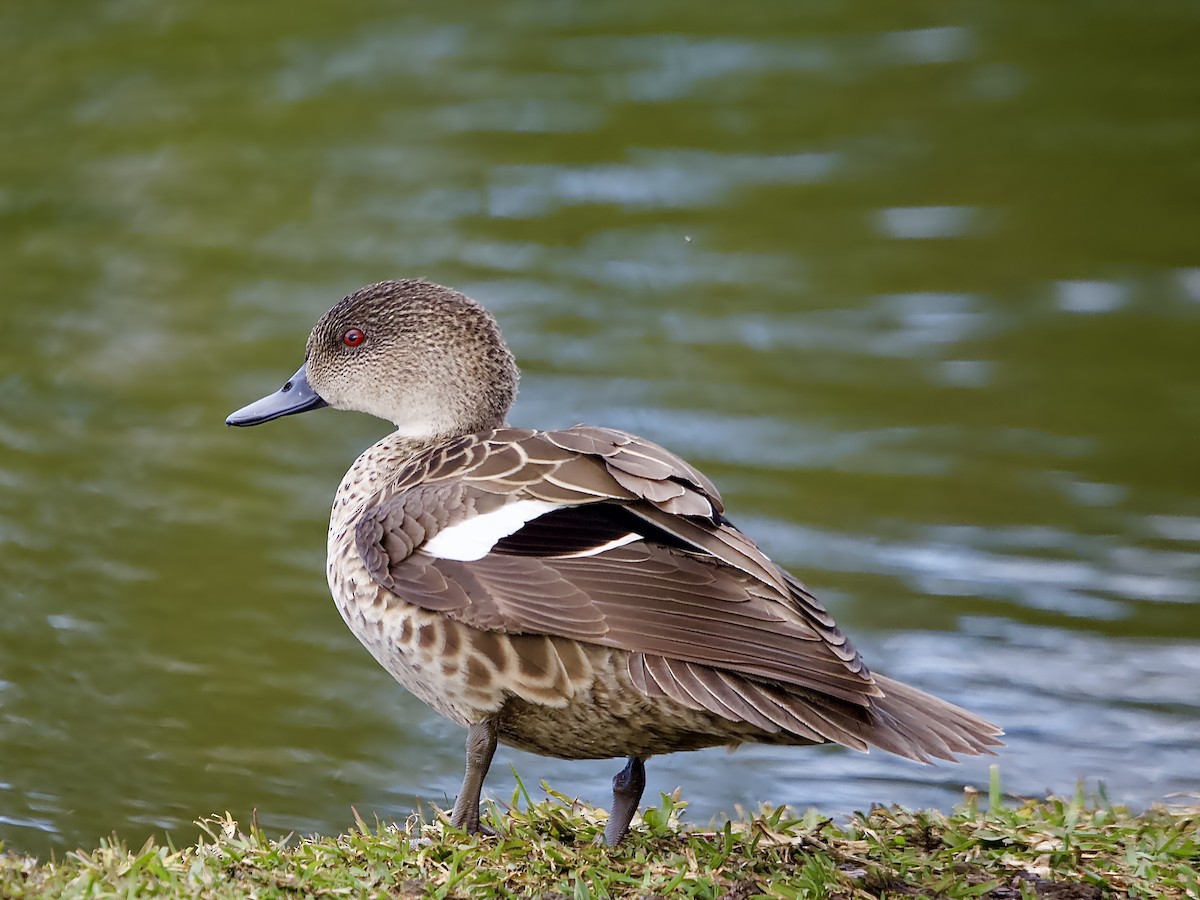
[342,328,366,348]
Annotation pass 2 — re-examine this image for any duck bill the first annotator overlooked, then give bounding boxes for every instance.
[226,362,329,427]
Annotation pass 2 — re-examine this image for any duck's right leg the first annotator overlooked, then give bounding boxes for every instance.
[604,756,646,845]
[449,719,498,834]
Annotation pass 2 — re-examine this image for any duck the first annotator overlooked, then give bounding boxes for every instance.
[226,279,1002,845]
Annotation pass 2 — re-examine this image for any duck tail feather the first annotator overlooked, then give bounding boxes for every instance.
[865,674,1004,762]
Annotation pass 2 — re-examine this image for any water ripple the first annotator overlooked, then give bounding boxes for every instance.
[488,150,839,217]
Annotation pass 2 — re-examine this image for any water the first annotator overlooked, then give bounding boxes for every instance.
[2,0,1199,858]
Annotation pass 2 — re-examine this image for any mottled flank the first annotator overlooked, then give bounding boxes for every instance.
[231,279,1002,844]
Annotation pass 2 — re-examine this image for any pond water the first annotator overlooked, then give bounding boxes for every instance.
[2,0,1198,858]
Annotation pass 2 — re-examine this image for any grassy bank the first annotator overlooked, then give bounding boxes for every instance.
[2,776,1196,898]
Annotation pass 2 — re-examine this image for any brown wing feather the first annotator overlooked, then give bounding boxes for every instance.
[355,425,878,704]
[423,548,877,704]
[350,426,1002,760]
[632,656,1001,760]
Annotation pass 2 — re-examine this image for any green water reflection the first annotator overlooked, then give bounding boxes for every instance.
[1,0,1198,857]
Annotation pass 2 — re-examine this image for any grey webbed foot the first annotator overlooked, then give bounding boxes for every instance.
[604,756,646,845]
[449,720,498,835]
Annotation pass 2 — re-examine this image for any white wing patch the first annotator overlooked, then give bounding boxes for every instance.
[420,499,560,561]
[552,532,642,559]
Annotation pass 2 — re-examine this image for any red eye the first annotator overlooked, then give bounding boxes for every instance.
[342,328,365,347]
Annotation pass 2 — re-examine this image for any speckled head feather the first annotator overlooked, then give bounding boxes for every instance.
[305,279,519,439]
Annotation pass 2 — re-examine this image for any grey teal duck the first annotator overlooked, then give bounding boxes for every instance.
[227,279,1002,845]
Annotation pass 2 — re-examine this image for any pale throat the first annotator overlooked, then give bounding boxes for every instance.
[388,408,508,442]
[374,400,490,442]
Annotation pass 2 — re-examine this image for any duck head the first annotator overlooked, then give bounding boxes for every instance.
[226,279,519,441]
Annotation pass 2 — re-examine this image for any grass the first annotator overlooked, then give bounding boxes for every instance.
[2,771,1197,898]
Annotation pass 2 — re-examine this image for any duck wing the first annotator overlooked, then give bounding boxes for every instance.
[355,426,877,706]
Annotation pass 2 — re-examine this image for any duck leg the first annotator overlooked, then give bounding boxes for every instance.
[604,756,646,845]
[449,719,498,834]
